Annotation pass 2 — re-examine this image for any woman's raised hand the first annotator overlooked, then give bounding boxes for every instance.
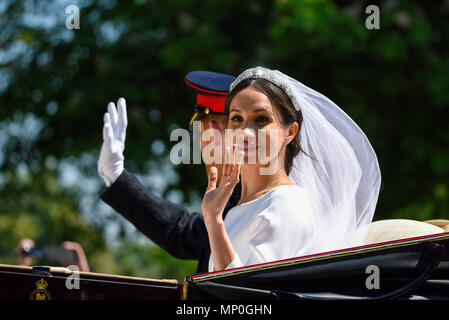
[98,98,128,187]
[202,145,244,227]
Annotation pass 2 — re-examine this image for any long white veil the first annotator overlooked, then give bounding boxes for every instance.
[231,67,381,253]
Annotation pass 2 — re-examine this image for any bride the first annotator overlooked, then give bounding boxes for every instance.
[202,67,381,272]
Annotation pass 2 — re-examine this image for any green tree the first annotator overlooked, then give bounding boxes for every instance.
[0,0,448,280]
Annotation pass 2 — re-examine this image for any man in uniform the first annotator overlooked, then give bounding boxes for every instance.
[98,71,240,273]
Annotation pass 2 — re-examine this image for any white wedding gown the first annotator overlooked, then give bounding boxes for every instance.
[208,185,320,272]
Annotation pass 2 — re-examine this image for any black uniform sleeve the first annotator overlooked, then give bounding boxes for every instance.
[100,169,209,260]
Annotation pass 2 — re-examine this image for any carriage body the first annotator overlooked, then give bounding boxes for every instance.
[1,232,448,300]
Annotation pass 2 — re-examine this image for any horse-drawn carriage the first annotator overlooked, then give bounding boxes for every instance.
[2,220,449,300]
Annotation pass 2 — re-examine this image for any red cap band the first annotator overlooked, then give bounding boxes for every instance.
[196,93,227,114]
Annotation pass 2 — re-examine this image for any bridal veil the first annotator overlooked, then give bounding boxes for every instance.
[230,67,381,253]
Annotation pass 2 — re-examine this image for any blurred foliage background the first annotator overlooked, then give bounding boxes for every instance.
[0,0,448,281]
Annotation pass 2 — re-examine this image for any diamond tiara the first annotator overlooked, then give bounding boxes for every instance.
[230,67,299,110]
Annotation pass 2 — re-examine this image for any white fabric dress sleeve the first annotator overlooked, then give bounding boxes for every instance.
[224,255,244,270]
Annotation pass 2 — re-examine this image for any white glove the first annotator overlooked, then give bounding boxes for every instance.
[98,98,128,187]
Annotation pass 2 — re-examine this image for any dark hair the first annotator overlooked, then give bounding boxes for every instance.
[224,78,304,174]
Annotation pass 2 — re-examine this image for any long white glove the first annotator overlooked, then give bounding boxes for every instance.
[98,98,128,187]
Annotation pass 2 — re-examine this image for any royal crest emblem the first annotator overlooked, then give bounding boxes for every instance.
[29,278,51,300]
